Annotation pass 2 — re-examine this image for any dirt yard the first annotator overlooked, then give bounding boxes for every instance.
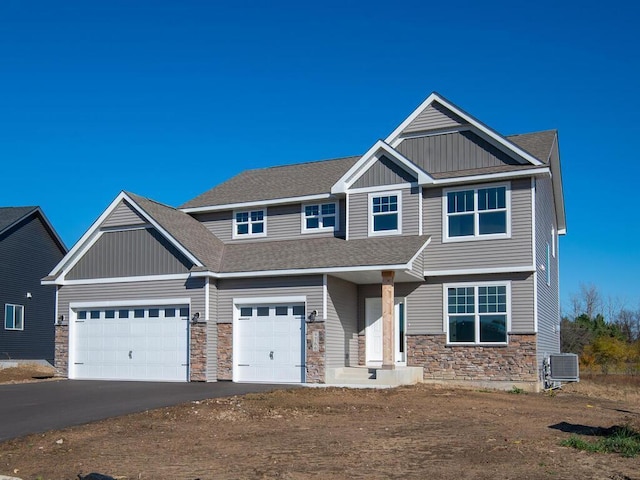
[0,370,638,480]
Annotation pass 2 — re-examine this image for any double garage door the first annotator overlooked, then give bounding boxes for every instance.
[71,305,189,382]
[235,303,305,383]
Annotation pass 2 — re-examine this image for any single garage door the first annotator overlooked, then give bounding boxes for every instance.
[72,305,189,382]
[235,303,305,383]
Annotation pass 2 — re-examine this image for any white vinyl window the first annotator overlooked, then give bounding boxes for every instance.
[445,283,509,344]
[444,183,510,241]
[4,304,24,330]
[302,202,337,232]
[233,209,266,238]
[369,191,402,235]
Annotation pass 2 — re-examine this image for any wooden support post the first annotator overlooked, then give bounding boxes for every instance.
[381,270,395,370]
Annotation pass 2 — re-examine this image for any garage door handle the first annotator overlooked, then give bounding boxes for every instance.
[269,351,274,360]
[129,350,132,359]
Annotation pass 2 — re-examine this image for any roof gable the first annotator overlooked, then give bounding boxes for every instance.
[0,206,67,253]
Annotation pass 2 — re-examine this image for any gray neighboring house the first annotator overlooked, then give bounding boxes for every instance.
[1,207,67,364]
[44,92,565,390]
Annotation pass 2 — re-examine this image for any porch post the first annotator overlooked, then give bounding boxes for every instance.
[381,270,395,370]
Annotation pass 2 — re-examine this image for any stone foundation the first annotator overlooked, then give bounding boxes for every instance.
[217,323,233,380]
[305,322,325,383]
[54,324,69,378]
[189,322,207,381]
[407,334,538,383]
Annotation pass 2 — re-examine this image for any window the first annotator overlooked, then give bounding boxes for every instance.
[256,307,269,316]
[551,227,556,258]
[78,311,87,320]
[118,310,130,319]
[275,306,288,315]
[134,309,145,318]
[369,191,401,235]
[4,304,24,330]
[234,209,265,238]
[240,307,252,317]
[105,310,115,319]
[444,184,510,240]
[292,305,305,317]
[446,284,509,344]
[302,203,337,232]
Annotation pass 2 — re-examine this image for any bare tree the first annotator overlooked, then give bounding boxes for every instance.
[570,283,603,319]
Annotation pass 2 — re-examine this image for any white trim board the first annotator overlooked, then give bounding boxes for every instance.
[181,193,335,213]
[70,298,192,309]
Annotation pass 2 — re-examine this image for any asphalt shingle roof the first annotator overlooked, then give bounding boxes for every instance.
[507,130,557,164]
[0,206,38,234]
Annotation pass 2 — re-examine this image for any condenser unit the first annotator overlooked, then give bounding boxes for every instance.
[548,353,580,382]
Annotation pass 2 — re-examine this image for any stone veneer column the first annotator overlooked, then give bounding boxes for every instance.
[54,323,69,378]
[305,321,325,383]
[189,322,207,381]
[381,270,395,370]
[217,323,233,380]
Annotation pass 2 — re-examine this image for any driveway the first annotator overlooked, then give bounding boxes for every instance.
[0,380,297,442]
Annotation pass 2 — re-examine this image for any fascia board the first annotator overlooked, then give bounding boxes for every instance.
[189,263,414,279]
[548,133,567,233]
[385,92,543,167]
[331,140,433,194]
[180,193,335,214]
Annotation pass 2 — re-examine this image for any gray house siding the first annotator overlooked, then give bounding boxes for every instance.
[352,156,417,189]
[67,228,193,280]
[423,178,533,272]
[402,102,466,134]
[396,131,521,174]
[0,214,65,363]
[325,276,358,368]
[195,211,233,242]
[101,200,147,228]
[216,276,324,323]
[206,279,218,381]
[535,176,560,367]
[348,186,420,240]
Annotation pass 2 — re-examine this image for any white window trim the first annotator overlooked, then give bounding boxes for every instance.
[442,182,511,243]
[368,190,402,237]
[442,281,511,346]
[232,208,267,239]
[551,227,556,258]
[301,202,339,234]
[546,243,551,286]
[4,303,24,331]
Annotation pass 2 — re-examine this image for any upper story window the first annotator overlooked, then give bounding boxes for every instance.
[369,191,402,236]
[444,183,510,241]
[4,304,24,330]
[302,202,337,233]
[445,283,509,345]
[233,209,266,238]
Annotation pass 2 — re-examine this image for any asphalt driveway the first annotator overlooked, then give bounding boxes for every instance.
[0,380,297,442]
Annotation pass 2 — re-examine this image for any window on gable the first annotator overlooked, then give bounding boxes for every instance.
[370,192,401,235]
[4,304,24,330]
[234,210,265,237]
[445,184,509,240]
[446,284,508,344]
[303,202,337,232]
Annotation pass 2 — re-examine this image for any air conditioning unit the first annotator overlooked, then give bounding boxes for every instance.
[548,353,579,382]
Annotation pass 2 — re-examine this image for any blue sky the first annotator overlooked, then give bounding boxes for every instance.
[1,1,638,313]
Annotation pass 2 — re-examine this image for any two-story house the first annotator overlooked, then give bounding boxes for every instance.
[43,93,565,390]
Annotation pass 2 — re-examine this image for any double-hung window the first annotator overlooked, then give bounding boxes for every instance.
[234,209,266,238]
[445,184,510,240]
[4,304,24,330]
[303,202,337,232]
[446,283,509,344]
[369,191,401,235]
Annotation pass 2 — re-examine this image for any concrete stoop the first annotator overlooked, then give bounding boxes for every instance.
[325,366,424,386]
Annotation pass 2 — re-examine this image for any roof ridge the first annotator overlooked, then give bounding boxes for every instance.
[507,129,557,138]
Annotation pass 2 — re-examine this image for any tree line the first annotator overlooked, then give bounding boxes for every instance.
[561,284,640,374]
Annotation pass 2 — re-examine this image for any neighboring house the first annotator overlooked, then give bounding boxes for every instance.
[1,207,67,363]
[44,92,565,390]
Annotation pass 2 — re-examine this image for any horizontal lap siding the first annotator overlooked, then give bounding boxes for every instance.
[326,276,358,368]
[67,229,193,279]
[402,103,465,134]
[216,276,323,323]
[196,211,233,242]
[423,179,533,271]
[207,280,218,381]
[357,283,424,333]
[101,201,147,228]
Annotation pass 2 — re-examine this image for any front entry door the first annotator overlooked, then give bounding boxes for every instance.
[365,297,406,367]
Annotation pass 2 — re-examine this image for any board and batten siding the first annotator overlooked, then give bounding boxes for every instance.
[67,229,193,280]
[351,156,417,189]
[396,131,520,175]
[216,276,324,323]
[195,199,345,242]
[325,276,358,368]
[348,186,420,240]
[402,103,466,134]
[101,200,147,228]
[535,175,560,367]
[423,178,533,271]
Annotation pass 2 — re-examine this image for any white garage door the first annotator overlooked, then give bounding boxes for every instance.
[71,305,189,382]
[235,304,305,383]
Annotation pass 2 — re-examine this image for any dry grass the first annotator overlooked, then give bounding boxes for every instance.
[562,372,640,404]
[0,363,55,383]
